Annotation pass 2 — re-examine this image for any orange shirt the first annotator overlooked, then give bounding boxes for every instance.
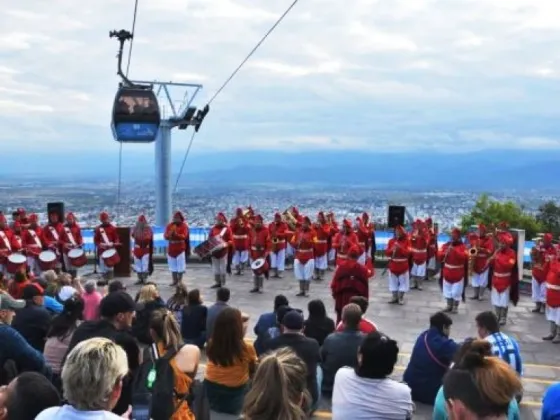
[204,340,257,387]
[157,342,194,420]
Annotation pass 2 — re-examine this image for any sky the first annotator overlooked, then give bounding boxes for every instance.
[2,0,560,155]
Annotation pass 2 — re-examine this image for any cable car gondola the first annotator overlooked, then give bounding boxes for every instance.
[111,86,160,142]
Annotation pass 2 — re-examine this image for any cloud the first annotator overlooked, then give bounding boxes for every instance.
[1,0,560,155]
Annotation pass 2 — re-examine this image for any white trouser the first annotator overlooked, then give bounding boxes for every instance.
[27,257,41,276]
[491,287,510,307]
[443,279,464,302]
[270,249,286,271]
[358,252,367,266]
[532,278,547,303]
[471,269,489,288]
[294,259,315,281]
[211,255,227,275]
[98,258,113,274]
[328,248,336,262]
[389,271,410,293]
[411,262,426,277]
[134,254,150,273]
[232,250,249,266]
[167,252,186,273]
[286,244,295,258]
[546,306,560,324]
[315,254,328,270]
[427,256,437,270]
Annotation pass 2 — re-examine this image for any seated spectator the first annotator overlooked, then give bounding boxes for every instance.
[149,309,200,420]
[36,337,129,420]
[433,339,520,420]
[476,311,523,376]
[332,332,414,419]
[65,291,140,416]
[0,273,7,292]
[253,294,289,355]
[542,382,560,420]
[403,311,458,405]
[56,274,78,302]
[242,348,309,420]
[206,287,230,338]
[181,289,207,349]
[41,270,58,297]
[321,303,364,396]
[0,293,50,381]
[107,280,126,294]
[335,296,377,334]
[81,279,102,321]
[167,283,189,326]
[132,284,165,346]
[44,296,84,391]
[12,283,51,352]
[35,278,63,315]
[267,310,322,412]
[204,307,257,415]
[304,299,335,346]
[7,271,30,300]
[443,339,522,420]
[0,372,61,420]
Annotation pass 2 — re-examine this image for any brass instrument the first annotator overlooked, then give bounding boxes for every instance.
[531,237,544,268]
[242,208,251,218]
[282,207,298,230]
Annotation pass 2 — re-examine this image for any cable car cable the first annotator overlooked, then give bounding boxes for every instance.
[172,0,300,194]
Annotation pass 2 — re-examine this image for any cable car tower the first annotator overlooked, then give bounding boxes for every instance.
[110,29,209,226]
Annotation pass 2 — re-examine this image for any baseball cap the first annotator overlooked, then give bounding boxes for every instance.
[100,291,137,318]
[282,310,304,330]
[108,280,126,294]
[0,293,25,311]
[22,283,45,300]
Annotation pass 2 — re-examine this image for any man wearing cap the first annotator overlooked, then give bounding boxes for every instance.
[22,214,43,276]
[490,232,519,326]
[426,218,438,280]
[94,212,120,282]
[532,233,555,314]
[164,211,189,286]
[209,213,233,288]
[269,212,289,278]
[131,214,153,285]
[60,212,84,279]
[470,223,495,301]
[332,220,359,268]
[249,214,271,293]
[438,228,468,314]
[230,208,251,275]
[291,217,317,297]
[386,225,411,305]
[12,284,51,352]
[266,309,322,411]
[42,212,64,272]
[313,212,331,281]
[410,220,429,291]
[0,214,14,276]
[0,293,50,377]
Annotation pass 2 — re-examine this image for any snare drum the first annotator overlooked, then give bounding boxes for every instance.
[101,249,121,268]
[7,253,27,274]
[251,258,269,277]
[67,248,87,268]
[194,236,227,258]
[38,250,58,271]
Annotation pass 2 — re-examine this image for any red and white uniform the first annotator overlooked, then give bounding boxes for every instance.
[355,216,370,266]
[327,212,339,264]
[230,208,250,268]
[546,260,560,325]
[132,215,153,274]
[291,218,316,281]
[314,212,331,270]
[164,211,189,274]
[210,213,233,276]
[386,226,411,292]
[532,234,556,304]
[61,213,84,271]
[332,220,359,267]
[249,218,270,263]
[438,229,468,302]
[426,218,438,271]
[491,234,517,308]
[94,212,120,274]
[0,216,13,275]
[268,213,289,272]
[410,222,429,278]
[471,224,495,288]
[22,214,42,275]
[42,214,63,268]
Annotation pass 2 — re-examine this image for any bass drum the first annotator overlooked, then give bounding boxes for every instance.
[101,248,121,268]
[6,253,26,274]
[38,250,58,271]
[67,248,88,268]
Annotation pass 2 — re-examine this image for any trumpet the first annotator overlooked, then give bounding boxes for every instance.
[469,247,478,257]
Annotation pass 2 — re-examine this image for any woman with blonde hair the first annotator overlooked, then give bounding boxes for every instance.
[132,284,165,345]
[242,348,309,420]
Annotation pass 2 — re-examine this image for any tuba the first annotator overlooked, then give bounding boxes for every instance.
[282,207,297,230]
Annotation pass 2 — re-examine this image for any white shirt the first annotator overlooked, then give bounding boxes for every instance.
[332,367,414,420]
[36,405,123,420]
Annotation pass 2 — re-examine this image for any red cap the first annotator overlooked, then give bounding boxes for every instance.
[66,212,75,223]
[425,217,433,225]
[173,211,184,222]
[274,212,282,221]
[343,219,352,229]
[544,233,553,244]
[28,214,38,223]
[216,212,227,223]
[99,212,109,222]
[498,221,509,230]
[17,208,26,215]
[348,245,361,259]
[499,232,513,246]
[451,228,461,239]
[254,214,264,223]
[138,214,147,223]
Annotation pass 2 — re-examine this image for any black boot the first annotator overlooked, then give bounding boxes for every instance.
[543,321,557,341]
[398,292,405,305]
[470,287,480,300]
[532,302,542,313]
[388,292,398,304]
[296,281,305,297]
[444,299,453,312]
[134,273,143,285]
[250,276,260,293]
[211,274,221,289]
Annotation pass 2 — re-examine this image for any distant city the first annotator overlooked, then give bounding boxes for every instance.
[1,178,558,230]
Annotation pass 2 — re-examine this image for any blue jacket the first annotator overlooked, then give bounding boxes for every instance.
[253,312,278,356]
[542,382,560,420]
[403,327,458,405]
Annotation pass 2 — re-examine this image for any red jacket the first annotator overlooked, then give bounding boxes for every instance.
[268,221,289,252]
[10,234,24,253]
[427,230,438,259]
[473,236,495,274]
[332,231,359,265]
[438,242,468,283]
[132,227,153,258]
[230,218,250,251]
[546,260,560,308]
[94,223,119,253]
[60,224,83,253]
[209,224,233,259]
[386,237,411,276]
[355,224,370,254]
[410,234,429,265]
[330,260,370,312]
[42,223,63,250]
[532,244,556,283]
[249,227,270,260]
[313,223,331,257]
[0,229,13,263]
[290,228,316,264]
[491,248,517,293]
[164,222,188,258]
[23,228,43,257]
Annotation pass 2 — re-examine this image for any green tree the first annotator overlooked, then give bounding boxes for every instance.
[536,201,560,236]
[461,193,542,238]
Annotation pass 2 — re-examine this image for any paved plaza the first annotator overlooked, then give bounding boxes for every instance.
[88,263,559,419]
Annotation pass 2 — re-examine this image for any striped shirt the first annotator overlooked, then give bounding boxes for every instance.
[485,332,523,376]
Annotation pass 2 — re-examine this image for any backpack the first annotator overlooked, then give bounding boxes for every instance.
[131,344,186,420]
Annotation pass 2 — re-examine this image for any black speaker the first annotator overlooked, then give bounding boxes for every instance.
[47,202,65,223]
[388,205,406,228]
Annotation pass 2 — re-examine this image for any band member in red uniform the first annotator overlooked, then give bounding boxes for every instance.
[42,212,63,272]
[469,224,495,300]
[10,222,24,252]
[249,215,270,293]
[386,225,411,305]
[94,212,120,281]
[269,212,288,278]
[543,256,560,343]
[230,208,250,275]
[132,214,153,285]
[531,233,555,313]
[0,215,13,276]
[327,212,339,268]
[332,219,359,267]
[426,218,438,280]
[438,228,468,313]
[209,212,233,288]
[313,212,331,280]
[23,214,43,276]
[164,211,189,286]
[355,215,370,266]
[410,220,429,290]
[489,232,519,326]
[60,212,84,278]
[291,216,317,297]
[330,244,371,323]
